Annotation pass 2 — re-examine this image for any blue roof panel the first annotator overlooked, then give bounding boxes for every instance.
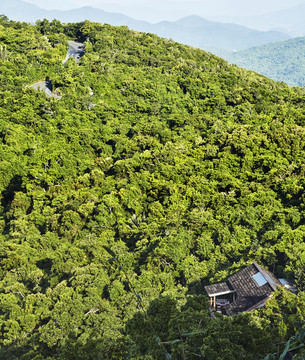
[252,272,267,287]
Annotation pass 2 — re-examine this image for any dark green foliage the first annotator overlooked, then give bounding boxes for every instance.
[261,289,305,360]
[127,295,273,360]
[265,325,305,360]
[0,17,305,359]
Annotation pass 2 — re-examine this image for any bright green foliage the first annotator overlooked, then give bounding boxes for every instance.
[259,288,305,341]
[0,16,305,359]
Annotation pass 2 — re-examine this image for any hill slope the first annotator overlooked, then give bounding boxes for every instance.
[0,17,305,359]
[222,36,305,86]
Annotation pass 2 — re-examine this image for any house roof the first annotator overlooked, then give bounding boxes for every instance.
[205,281,235,297]
[204,262,281,315]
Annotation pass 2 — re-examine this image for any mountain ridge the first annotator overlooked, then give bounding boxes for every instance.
[0,0,291,51]
[210,3,305,35]
[218,36,305,86]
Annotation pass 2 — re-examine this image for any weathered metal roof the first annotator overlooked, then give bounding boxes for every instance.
[225,263,275,315]
[204,262,281,315]
[205,281,235,297]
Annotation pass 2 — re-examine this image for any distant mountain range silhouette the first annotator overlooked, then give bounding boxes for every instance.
[0,0,292,51]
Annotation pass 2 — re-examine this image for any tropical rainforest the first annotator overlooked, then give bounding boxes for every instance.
[1,15,305,360]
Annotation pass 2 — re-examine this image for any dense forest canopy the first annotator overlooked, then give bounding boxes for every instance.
[1,15,305,359]
[223,36,305,87]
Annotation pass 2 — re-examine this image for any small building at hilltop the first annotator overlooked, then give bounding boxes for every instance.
[204,262,290,315]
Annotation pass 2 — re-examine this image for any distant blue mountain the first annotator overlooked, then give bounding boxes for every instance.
[146,15,291,51]
[211,3,305,36]
[0,0,291,51]
[220,36,305,87]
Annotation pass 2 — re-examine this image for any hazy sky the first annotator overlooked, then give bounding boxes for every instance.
[24,0,305,21]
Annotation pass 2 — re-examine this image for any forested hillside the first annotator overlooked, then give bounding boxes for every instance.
[1,16,305,359]
[224,36,305,87]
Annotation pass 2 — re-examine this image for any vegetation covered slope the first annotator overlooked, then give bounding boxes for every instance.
[222,36,305,87]
[1,16,305,359]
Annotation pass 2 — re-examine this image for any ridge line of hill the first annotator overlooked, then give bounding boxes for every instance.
[0,0,291,51]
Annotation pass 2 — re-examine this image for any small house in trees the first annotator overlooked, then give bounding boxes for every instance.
[204,262,283,315]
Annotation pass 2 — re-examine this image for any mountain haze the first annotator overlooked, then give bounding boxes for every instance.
[22,0,305,23]
[212,3,305,35]
[146,15,290,51]
[223,36,305,87]
[0,0,291,51]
